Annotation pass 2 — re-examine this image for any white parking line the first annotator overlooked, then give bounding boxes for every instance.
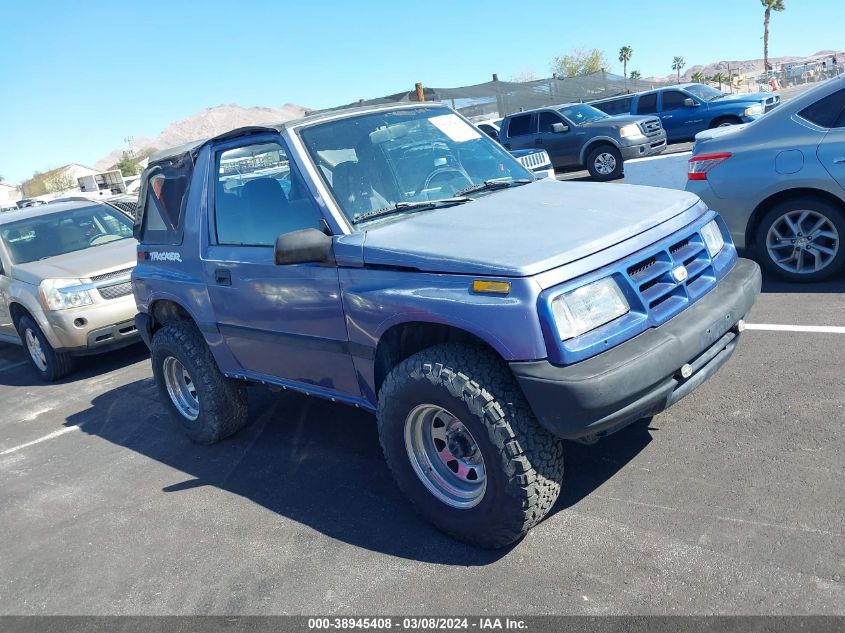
[746,323,845,334]
[0,426,80,456]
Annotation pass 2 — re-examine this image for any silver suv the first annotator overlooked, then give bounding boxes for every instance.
[0,200,140,380]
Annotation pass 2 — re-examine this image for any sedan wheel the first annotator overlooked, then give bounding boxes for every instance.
[765,209,839,275]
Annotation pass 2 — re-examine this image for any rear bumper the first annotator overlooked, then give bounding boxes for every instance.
[510,258,761,440]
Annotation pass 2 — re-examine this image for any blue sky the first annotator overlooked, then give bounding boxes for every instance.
[1,0,842,184]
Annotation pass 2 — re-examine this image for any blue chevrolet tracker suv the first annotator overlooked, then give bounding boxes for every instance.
[592,83,780,143]
[132,103,761,547]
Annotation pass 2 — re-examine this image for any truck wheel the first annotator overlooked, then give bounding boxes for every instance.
[150,321,249,444]
[17,314,74,382]
[710,116,742,128]
[377,343,564,548]
[754,196,845,282]
[586,145,623,181]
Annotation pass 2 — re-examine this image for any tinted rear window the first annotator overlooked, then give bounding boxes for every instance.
[637,93,658,115]
[507,114,533,137]
[594,97,632,115]
[799,88,845,128]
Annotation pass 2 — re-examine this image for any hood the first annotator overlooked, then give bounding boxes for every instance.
[711,91,771,104]
[583,114,651,128]
[361,178,701,277]
[12,238,137,286]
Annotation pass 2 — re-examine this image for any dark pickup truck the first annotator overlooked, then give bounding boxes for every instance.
[498,103,667,180]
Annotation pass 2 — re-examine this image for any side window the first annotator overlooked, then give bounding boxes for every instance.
[138,155,192,245]
[595,98,631,115]
[637,93,658,115]
[506,114,533,137]
[537,112,563,133]
[662,90,689,111]
[214,140,323,246]
[799,89,845,128]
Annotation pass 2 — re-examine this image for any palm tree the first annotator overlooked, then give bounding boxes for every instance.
[710,72,727,90]
[761,0,786,74]
[691,71,705,83]
[618,46,633,79]
[672,56,686,83]
[629,70,642,81]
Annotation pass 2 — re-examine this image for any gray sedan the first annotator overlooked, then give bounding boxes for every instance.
[686,74,845,281]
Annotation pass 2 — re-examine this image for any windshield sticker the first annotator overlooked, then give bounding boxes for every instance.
[429,114,482,143]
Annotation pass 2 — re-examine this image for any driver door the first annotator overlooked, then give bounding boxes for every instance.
[203,136,361,397]
[536,111,580,168]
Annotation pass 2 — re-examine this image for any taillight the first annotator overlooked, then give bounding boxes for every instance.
[688,152,732,180]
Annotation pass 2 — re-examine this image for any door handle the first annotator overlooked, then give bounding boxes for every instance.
[214,268,232,286]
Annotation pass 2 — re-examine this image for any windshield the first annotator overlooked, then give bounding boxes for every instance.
[0,205,134,264]
[299,108,533,225]
[557,104,609,125]
[684,84,725,101]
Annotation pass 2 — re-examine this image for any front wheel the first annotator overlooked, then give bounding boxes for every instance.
[17,314,74,381]
[755,196,845,282]
[586,145,623,181]
[150,321,249,444]
[377,344,564,548]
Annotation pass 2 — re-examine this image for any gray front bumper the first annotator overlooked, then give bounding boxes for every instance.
[510,258,762,440]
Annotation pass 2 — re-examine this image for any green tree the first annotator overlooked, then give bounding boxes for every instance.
[691,71,706,83]
[629,70,642,80]
[115,151,141,177]
[710,72,727,90]
[672,56,686,83]
[618,45,633,79]
[761,0,785,73]
[551,48,609,78]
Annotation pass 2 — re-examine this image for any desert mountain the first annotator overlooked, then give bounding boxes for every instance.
[95,103,310,170]
[645,50,844,83]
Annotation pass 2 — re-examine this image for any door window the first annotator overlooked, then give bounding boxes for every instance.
[214,141,324,246]
[661,90,689,111]
[506,114,534,137]
[637,93,658,115]
[537,112,563,133]
[138,154,192,244]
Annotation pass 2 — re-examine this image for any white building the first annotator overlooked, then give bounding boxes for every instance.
[0,182,21,206]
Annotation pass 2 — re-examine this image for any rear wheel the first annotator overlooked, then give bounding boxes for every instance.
[755,196,845,282]
[586,145,623,181]
[377,343,564,548]
[16,315,74,382]
[150,321,249,444]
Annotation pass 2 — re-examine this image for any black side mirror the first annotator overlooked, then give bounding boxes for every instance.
[684,98,699,108]
[274,228,334,265]
[551,122,570,133]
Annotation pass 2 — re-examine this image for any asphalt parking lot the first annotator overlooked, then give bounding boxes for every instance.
[1,268,843,616]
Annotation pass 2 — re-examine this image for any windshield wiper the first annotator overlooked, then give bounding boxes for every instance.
[455,178,533,197]
[353,196,474,224]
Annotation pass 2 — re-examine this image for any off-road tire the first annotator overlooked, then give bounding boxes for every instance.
[16,314,74,382]
[377,343,564,548]
[150,320,249,444]
[754,195,845,282]
[586,144,623,182]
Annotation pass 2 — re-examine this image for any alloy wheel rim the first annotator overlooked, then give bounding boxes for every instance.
[162,356,200,421]
[25,329,47,372]
[594,153,617,175]
[765,209,840,275]
[404,404,487,509]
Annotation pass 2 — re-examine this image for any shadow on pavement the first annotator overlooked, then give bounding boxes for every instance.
[759,272,845,294]
[65,377,650,564]
[0,341,149,387]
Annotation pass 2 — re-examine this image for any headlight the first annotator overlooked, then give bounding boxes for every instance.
[743,103,764,116]
[38,279,94,311]
[551,277,629,340]
[700,220,725,258]
[619,124,645,140]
